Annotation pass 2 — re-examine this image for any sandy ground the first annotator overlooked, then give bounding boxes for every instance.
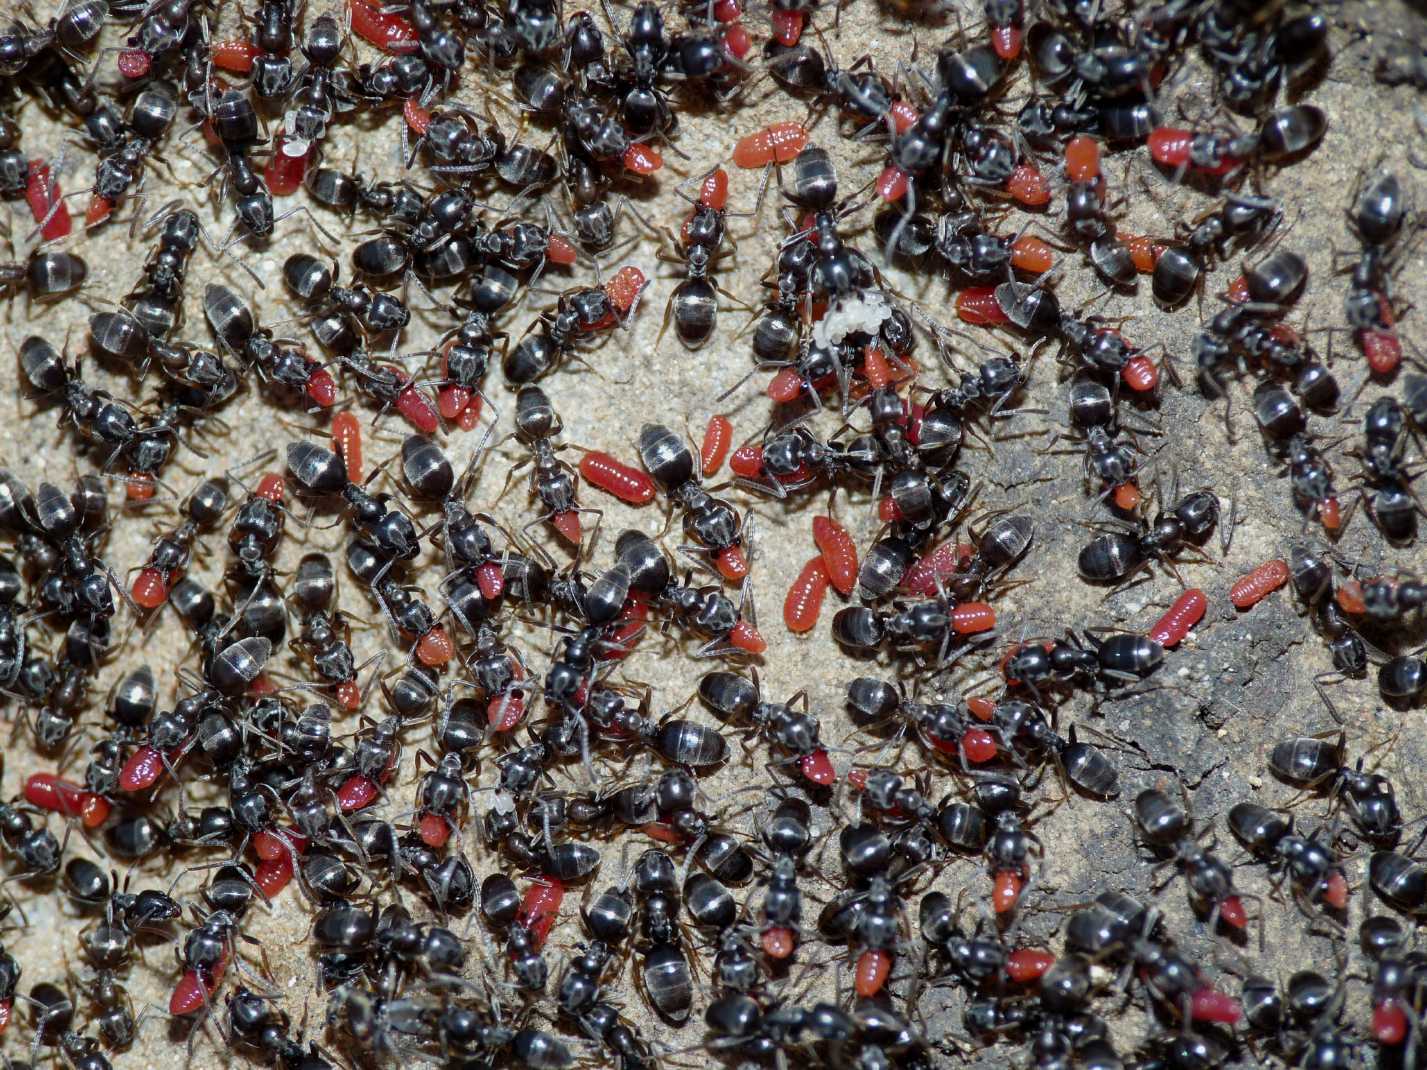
[3,0,1427,1066]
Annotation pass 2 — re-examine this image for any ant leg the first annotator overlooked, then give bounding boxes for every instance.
[1313,672,1348,725]
[1220,490,1239,556]
[401,267,440,312]
[653,286,679,351]
[272,204,341,246]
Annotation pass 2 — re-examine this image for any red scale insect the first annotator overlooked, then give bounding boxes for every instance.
[437,339,483,431]
[624,142,663,176]
[336,773,379,812]
[682,168,730,246]
[761,927,795,959]
[784,556,830,634]
[715,544,750,583]
[256,473,285,503]
[131,565,172,610]
[418,813,451,849]
[307,367,338,408]
[733,122,808,168]
[800,748,835,786]
[1006,163,1051,207]
[1190,986,1242,1025]
[254,827,309,861]
[1122,354,1160,392]
[254,852,294,897]
[1112,482,1143,512]
[1375,999,1409,1044]
[331,411,364,484]
[770,8,805,45]
[987,0,1024,59]
[765,367,807,402]
[347,0,418,53]
[1010,236,1055,275]
[119,744,173,792]
[86,193,114,228]
[1149,589,1208,648]
[1218,895,1247,929]
[117,48,151,78]
[24,772,111,828]
[403,98,432,135]
[812,516,857,596]
[579,452,656,504]
[474,561,505,601]
[586,265,649,331]
[854,948,892,997]
[26,161,70,241]
[392,372,440,434]
[211,40,258,73]
[875,165,910,203]
[726,617,766,654]
[264,134,312,197]
[1148,127,1244,177]
[961,727,998,764]
[604,590,649,660]
[337,750,397,814]
[546,232,579,267]
[253,827,307,894]
[1006,948,1055,983]
[1360,294,1402,376]
[700,415,733,476]
[1064,135,1101,184]
[518,878,565,950]
[1321,870,1349,910]
[551,511,582,545]
[900,541,974,597]
[889,100,919,134]
[860,346,893,388]
[643,821,684,845]
[990,23,1023,60]
[1336,578,1366,616]
[1230,559,1289,609]
[124,470,156,502]
[170,957,227,1016]
[488,688,527,732]
[860,345,916,389]
[415,625,455,668]
[956,286,1009,325]
[992,868,1026,913]
[1120,230,1168,274]
[964,696,997,721]
[722,22,751,61]
[951,602,997,635]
